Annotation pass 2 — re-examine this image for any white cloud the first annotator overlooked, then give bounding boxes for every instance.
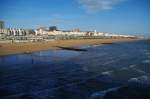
[78,0,126,13]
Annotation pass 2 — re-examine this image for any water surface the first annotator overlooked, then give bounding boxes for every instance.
[0,40,150,99]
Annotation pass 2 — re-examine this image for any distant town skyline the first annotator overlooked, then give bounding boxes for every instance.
[0,0,150,36]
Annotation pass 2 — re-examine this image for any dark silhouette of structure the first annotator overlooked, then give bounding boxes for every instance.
[0,21,5,29]
[49,26,57,31]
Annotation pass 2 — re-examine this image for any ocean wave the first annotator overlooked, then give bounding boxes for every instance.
[128,77,139,82]
[90,87,120,99]
[145,52,150,55]
[129,64,136,68]
[128,75,150,84]
[101,71,113,76]
[138,75,150,81]
[142,59,150,63]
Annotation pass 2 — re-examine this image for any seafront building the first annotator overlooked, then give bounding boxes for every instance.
[0,21,136,42]
[0,27,136,39]
[0,28,35,36]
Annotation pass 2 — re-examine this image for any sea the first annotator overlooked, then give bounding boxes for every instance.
[0,40,150,99]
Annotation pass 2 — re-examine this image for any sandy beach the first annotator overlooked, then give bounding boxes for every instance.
[0,38,138,56]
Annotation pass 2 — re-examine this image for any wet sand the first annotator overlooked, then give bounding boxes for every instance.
[0,38,138,56]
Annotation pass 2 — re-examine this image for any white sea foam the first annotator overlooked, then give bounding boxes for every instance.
[139,75,149,80]
[129,65,146,74]
[145,52,150,55]
[142,59,150,63]
[129,64,136,68]
[136,69,146,74]
[138,75,150,84]
[128,75,150,84]
[101,71,113,75]
[91,87,120,99]
[128,78,138,82]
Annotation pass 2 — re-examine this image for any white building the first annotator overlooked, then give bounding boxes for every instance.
[46,30,86,36]
[94,32,105,36]
[0,28,35,36]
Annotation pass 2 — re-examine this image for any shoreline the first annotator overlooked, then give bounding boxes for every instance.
[0,38,140,56]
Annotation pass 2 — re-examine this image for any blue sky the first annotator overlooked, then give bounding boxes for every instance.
[0,0,150,36]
